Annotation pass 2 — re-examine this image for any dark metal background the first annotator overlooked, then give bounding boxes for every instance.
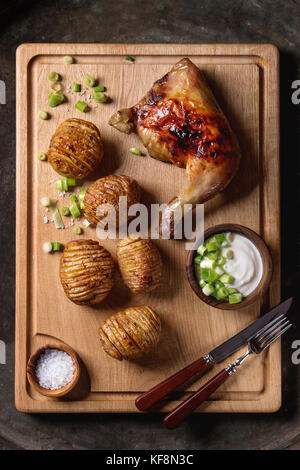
[0,0,299,450]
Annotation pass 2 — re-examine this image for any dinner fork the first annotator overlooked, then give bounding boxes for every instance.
[163,313,292,429]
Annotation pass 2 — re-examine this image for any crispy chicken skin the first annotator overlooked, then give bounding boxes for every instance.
[109,58,240,235]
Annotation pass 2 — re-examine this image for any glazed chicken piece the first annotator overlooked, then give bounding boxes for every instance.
[109,58,240,235]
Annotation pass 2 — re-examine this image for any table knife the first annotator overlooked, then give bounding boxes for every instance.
[135,297,293,411]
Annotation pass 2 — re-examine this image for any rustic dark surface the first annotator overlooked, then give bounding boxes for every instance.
[0,0,299,450]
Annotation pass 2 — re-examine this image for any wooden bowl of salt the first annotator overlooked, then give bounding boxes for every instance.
[27,343,80,398]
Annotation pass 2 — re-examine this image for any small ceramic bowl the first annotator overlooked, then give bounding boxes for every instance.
[26,343,80,398]
[186,223,273,310]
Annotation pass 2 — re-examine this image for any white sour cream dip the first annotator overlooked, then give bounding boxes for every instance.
[221,233,263,296]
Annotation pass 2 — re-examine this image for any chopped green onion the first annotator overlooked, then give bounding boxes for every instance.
[51,82,63,92]
[194,255,202,265]
[201,268,219,284]
[207,250,220,260]
[83,219,91,227]
[215,286,228,300]
[202,284,215,296]
[229,293,243,304]
[52,242,62,252]
[197,244,206,256]
[75,100,89,112]
[206,240,219,252]
[221,240,229,247]
[73,83,81,92]
[84,75,96,87]
[125,55,135,62]
[214,280,224,290]
[215,266,224,276]
[200,259,216,269]
[70,204,81,219]
[69,195,77,203]
[129,147,142,155]
[225,249,233,259]
[38,110,49,120]
[199,279,206,288]
[43,241,53,253]
[37,152,47,161]
[41,197,51,207]
[215,233,226,244]
[220,274,233,284]
[94,92,108,103]
[94,85,105,92]
[60,206,70,216]
[64,55,74,65]
[73,226,82,235]
[67,178,76,187]
[49,91,65,107]
[217,256,226,266]
[227,287,238,294]
[227,232,234,242]
[53,208,65,229]
[48,72,61,83]
[78,189,86,201]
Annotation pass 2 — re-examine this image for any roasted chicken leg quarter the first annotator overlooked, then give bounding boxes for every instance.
[109,58,240,235]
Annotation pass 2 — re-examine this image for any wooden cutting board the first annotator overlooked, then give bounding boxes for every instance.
[15,44,280,413]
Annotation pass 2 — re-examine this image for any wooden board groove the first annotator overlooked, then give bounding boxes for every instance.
[15,44,280,413]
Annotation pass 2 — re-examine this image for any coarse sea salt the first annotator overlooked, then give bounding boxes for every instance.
[35,349,75,390]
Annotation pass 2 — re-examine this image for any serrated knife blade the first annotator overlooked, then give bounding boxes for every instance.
[208,297,293,363]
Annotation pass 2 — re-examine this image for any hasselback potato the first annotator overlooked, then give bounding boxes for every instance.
[117,235,162,293]
[99,306,161,360]
[48,118,103,178]
[60,239,114,305]
[83,175,141,227]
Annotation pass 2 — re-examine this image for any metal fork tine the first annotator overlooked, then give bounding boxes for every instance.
[257,319,290,343]
[252,313,285,340]
[257,323,292,352]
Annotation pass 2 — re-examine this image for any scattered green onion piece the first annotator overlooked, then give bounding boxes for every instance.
[78,189,86,201]
[84,75,96,87]
[56,179,63,191]
[220,273,233,284]
[214,280,224,290]
[225,249,233,259]
[94,85,105,92]
[53,208,65,229]
[197,244,206,256]
[69,195,77,203]
[227,232,234,242]
[67,178,76,187]
[200,259,216,269]
[215,266,224,276]
[64,55,74,65]
[37,152,47,161]
[41,197,51,207]
[129,147,142,155]
[207,250,220,260]
[83,219,91,227]
[199,279,206,288]
[201,268,219,284]
[221,240,229,247]
[73,226,82,235]
[52,242,62,252]
[49,91,65,107]
[217,256,226,266]
[43,241,53,253]
[38,110,49,120]
[73,83,81,92]
[94,91,108,103]
[229,293,243,304]
[125,55,134,62]
[202,284,215,296]
[61,177,68,191]
[51,82,63,92]
[75,100,89,112]
[60,206,70,216]
[70,204,81,219]
[48,72,61,83]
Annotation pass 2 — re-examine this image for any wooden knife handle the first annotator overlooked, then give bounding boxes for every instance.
[135,356,209,411]
[163,368,231,429]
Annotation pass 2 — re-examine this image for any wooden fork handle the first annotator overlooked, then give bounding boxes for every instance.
[135,356,209,411]
[163,368,231,429]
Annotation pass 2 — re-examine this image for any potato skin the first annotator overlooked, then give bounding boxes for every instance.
[117,236,162,293]
[99,306,161,361]
[60,239,114,305]
[83,175,141,227]
[48,118,104,178]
